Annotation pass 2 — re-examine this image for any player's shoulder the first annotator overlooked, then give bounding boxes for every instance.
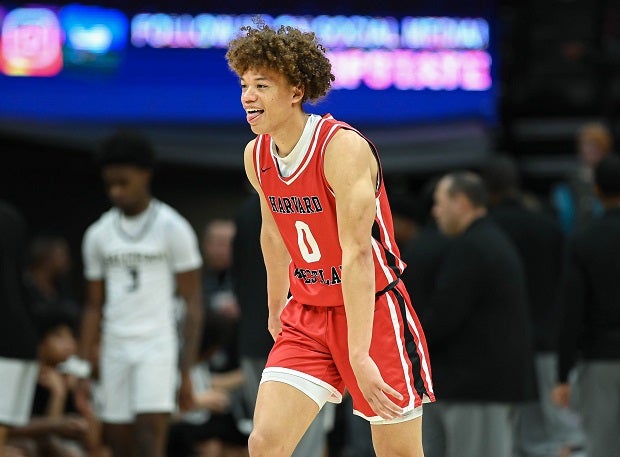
[154,200,190,226]
[243,138,258,158]
[325,124,371,161]
[245,137,258,150]
[85,207,115,233]
[82,208,115,247]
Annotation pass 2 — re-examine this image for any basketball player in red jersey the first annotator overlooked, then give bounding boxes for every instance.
[226,20,435,457]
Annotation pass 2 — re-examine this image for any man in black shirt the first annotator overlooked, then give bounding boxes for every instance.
[0,199,39,456]
[421,171,536,457]
[552,153,620,457]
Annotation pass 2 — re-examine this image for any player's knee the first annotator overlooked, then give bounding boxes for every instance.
[248,429,288,457]
[247,430,268,456]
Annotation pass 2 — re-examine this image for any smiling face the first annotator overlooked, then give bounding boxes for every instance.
[240,68,304,136]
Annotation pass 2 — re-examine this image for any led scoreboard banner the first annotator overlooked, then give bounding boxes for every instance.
[0,4,497,126]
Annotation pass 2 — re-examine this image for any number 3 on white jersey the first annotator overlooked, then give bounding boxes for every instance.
[295,220,321,262]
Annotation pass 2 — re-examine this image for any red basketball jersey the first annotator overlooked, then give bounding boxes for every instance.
[252,114,405,307]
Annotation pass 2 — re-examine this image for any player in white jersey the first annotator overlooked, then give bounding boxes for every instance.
[75,130,203,457]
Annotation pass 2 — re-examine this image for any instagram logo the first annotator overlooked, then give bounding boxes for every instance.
[1,7,62,76]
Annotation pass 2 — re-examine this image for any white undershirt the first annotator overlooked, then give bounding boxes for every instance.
[271,114,321,178]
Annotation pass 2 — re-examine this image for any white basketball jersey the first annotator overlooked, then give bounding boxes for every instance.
[82,199,202,339]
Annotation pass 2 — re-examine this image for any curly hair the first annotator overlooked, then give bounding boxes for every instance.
[225,18,335,104]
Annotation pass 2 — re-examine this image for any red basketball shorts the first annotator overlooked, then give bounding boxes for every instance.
[263,281,435,422]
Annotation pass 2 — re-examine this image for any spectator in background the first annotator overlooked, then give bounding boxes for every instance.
[552,153,620,457]
[481,155,584,457]
[24,235,81,341]
[171,218,249,457]
[421,171,537,457]
[75,130,204,457]
[231,191,332,457]
[201,218,241,374]
[230,192,271,430]
[7,309,92,457]
[22,235,110,457]
[200,219,244,402]
[166,319,248,457]
[400,176,451,319]
[0,200,39,457]
[201,219,240,322]
[551,121,613,234]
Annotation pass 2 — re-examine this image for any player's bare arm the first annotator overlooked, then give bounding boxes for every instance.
[324,129,404,420]
[75,279,104,418]
[176,267,203,411]
[244,141,291,339]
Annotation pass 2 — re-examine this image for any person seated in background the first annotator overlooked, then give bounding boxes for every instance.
[167,320,248,457]
[7,309,110,457]
[23,234,81,347]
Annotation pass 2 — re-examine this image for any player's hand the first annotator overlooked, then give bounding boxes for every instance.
[551,383,571,408]
[73,378,94,419]
[178,370,195,412]
[350,354,404,420]
[268,313,282,341]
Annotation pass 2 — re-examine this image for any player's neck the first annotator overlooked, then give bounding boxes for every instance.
[272,112,310,158]
[122,197,153,217]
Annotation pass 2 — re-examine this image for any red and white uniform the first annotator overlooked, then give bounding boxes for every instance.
[254,114,435,421]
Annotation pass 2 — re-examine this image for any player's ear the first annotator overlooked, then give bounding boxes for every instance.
[292,85,304,103]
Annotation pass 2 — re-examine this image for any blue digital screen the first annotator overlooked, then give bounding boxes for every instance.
[0,3,498,126]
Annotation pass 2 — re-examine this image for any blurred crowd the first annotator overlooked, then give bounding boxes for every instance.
[1,120,619,457]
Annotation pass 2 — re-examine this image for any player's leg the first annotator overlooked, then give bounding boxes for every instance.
[329,284,434,456]
[98,341,135,456]
[241,356,327,457]
[134,413,170,457]
[248,381,320,457]
[371,415,424,457]
[0,425,8,457]
[132,333,177,457]
[292,405,329,457]
[252,301,345,457]
[103,423,134,457]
